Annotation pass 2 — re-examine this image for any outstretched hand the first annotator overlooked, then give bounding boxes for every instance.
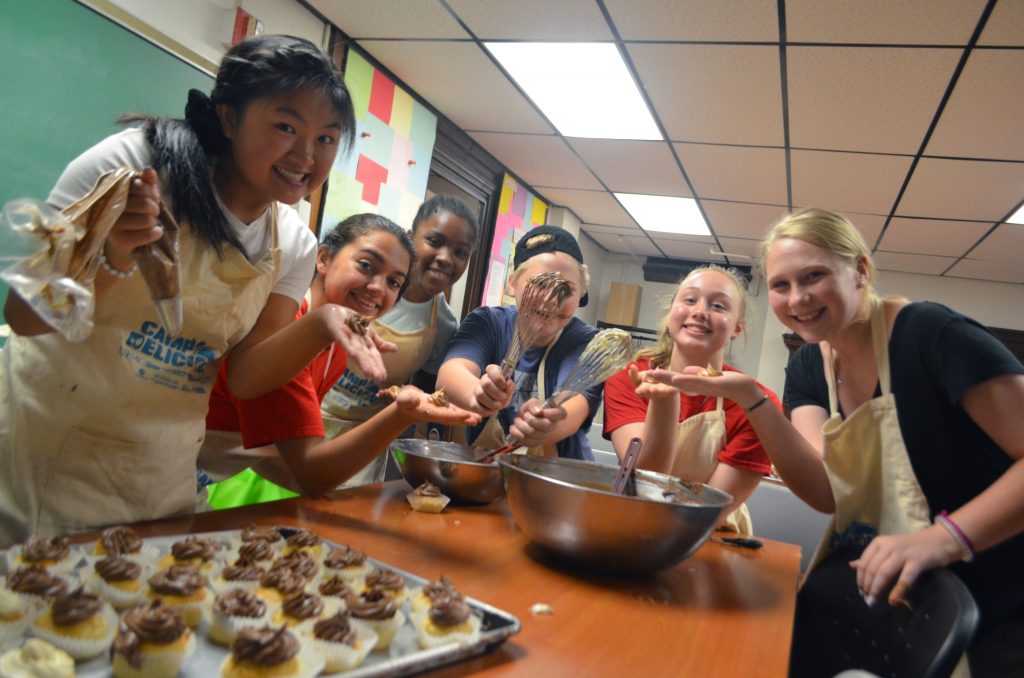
[377,386,482,425]
[630,364,680,400]
[850,526,964,607]
[644,365,757,402]
[324,306,394,383]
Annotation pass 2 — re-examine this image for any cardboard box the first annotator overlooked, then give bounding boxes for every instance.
[603,282,642,327]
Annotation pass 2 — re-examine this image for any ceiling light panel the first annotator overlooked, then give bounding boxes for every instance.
[485,42,661,140]
[615,193,710,236]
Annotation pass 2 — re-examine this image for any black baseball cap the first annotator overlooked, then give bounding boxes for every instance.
[512,225,588,307]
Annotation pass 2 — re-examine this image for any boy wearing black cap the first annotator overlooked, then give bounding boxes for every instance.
[438,226,600,460]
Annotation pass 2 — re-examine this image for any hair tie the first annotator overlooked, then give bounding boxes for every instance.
[184,89,225,154]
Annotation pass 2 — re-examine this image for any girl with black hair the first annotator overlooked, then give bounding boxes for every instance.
[0,35,389,542]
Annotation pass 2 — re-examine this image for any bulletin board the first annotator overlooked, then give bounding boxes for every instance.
[480,173,549,306]
[322,50,438,231]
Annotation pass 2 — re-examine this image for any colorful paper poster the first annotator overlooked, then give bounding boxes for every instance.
[480,174,548,306]
[322,51,437,233]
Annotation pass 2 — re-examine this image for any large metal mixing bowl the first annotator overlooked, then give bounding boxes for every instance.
[390,439,504,505]
[499,454,733,575]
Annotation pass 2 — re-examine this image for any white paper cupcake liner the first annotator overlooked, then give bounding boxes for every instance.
[109,629,196,678]
[30,603,118,660]
[211,573,260,596]
[322,562,371,588]
[4,546,84,577]
[85,564,152,610]
[219,641,325,678]
[410,609,482,650]
[146,590,208,629]
[89,542,161,568]
[310,619,378,674]
[206,603,271,647]
[351,608,406,651]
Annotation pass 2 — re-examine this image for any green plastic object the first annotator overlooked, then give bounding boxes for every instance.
[206,469,298,510]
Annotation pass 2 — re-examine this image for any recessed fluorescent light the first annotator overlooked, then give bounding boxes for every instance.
[1008,204,1024,225]
[485,42,661,141]
[615,193,710,236]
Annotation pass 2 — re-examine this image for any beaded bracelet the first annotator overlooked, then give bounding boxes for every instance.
[743,393,770,413]
[935,510,974,562]
[98,248,137,279]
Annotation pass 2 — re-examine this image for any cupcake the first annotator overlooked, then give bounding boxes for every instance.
[273,592,329,633]
[407,481,451,513]
[236,538,276,565]
[212,559,267,594]
[110,600,196,678]
[208,589,269,646]
[31,586,117,660]
[309,611,377,673]
[0,639,74,678]
[363,568,407,605]
[412,594,481,649]
[257,567,308,606]
[6,536,76,575]
[4,566,69,604]
[93,526,157,564]
[281,530,322,559]
[270,550,318,582]
[146,566,208,628]
[317,576,355,608]
[321,546,371,586]
[410,575,460,614]
[346,589,405,651]
[0,588,36,649]
[158,536,224,573]
[88,556,148,610]
[220,625,324,678]
[240,525,282,547]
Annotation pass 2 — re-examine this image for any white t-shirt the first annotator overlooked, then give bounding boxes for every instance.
[376,292,459,374]
[47,127,316,303]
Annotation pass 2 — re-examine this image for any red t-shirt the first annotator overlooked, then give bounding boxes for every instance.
[206,300,348,448]
[602,358,778,475]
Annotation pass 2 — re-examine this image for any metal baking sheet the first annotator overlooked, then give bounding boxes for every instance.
[7,527,520,677]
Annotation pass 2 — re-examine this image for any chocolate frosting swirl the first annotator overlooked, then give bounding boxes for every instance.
[148,565,203,596]
[285,529,320,549]
[95,556,142,583]
[313,611,357,645]
[347,589,397,621]
[365,568,404,593]
[230,625,299,666]
[51,586,103,627]
[214,589,266,618]
[170,536,221,562]
[281,592,324,621]
[101,526,143,556]
[423,575,459,603]
[413,481,443,497]
[112,600,186,667]
[6,565,68,599]
[318,576,354,599]
[258,567,306,596]
[223,559,265,582]
[22,536,70,562]
[324,545,366,569]
[238,539,275,562]
[272,550,317,580]
[241,525,281,544]
[428,595,472,627]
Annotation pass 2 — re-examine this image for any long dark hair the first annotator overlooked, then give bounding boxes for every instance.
[320,213,416,297]
[121,35,356,257]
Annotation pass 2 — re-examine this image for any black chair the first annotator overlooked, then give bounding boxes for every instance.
[789,545,979,678]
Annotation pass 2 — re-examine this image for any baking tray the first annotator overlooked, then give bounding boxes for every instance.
[5,527,520,676]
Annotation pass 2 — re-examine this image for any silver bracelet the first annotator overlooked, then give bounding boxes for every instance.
[98,248,137,279]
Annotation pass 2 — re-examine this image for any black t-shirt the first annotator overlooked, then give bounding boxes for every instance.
[785,302,1024,626]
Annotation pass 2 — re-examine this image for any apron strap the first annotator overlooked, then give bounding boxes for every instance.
[715,396,724,413]
[823,342,839,417]
[869,299,891,395]
[536,329,562,401]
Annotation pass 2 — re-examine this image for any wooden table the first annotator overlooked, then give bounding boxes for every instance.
[107,482,802,677]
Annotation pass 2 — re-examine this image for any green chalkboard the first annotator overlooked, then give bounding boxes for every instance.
[0,0,214,329]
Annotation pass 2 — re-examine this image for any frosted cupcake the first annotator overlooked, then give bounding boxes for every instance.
[407,481,451,513]
[110,600,196,678]
[309,611,377,673]
[208,589,269,646]
[212,559,267,594]
[273,592,331,634]
[270,550,318,582]
[158,536,225,574]
[220,625,324,678]
[410,575,460,614]
[146,566,208,628]
[281,530,322,559]
[31,587,117,660]
[92,526,157,564]
[240,525,283,547]
[256,567,308,606]
[346,589,405,651]
[412,594,481,649]
[0,639,74,678]
[4,566,69,604]
[6,536,77,575]
[88,556,148,610]
[317,576,355,608]
[363,568,407,605]
[234,538,277,566]
[321,546,371,586]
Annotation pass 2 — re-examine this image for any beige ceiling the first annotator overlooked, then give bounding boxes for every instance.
[310,0,1024,284]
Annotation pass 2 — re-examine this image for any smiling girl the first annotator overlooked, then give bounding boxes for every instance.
[603,266,779,533]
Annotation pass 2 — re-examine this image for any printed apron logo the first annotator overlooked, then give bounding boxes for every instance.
[122,320,220,392]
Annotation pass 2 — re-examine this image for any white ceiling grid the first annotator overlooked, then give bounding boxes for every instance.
[309,0,1024,284]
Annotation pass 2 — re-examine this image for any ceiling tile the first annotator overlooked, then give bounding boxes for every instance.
[536,187,637,228]
[581,223,644,237]
[675,144,788,204]
[873,251,957,275]
[311,0,465,38]
[468,133,601,190]
[603,0,779,41]
[628,44,783,146]
[358,41,553,134]
[590,232,662,257]
[716,237,763,260]
[979,0,1024,46]
[786,0,987,44]
[788,47,960,154]
[655,238,727,262]
[790,150,913,215]
[569,139,690,195]
[839,212,887,250]
[876,217,992,257]
[447,0,612,40]
[946,258,1024,284]
[897,158,1024,221]
[965,224,1024,263]
[925,51,1024,160]
[701,201,789,240]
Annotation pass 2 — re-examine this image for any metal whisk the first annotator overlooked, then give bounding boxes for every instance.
[498,271,574,378]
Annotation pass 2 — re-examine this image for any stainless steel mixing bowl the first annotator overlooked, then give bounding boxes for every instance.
[499,454,733,575]
[390,439,504,505]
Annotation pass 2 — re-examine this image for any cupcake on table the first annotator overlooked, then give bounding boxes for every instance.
[92,526,157,564]
[110,600,196,678]
[0,639,74,678]
[363,568,407,605]
[317,575,355,608]
[6,536,77,575]
[410,575,459,614]
[270,550,318,582]
[273,592,331,634]
[240,525,283,548]
[4,566,69,605]
[235,538,277,566]
[281,530,323,560]
[321,545,371,586]
[87,556,148,610]
[159,536,225,573]
[256,567,308,606]
[31,587,117,660]
[310,610,377,673]
[208,589,269,646]
[212,558,267,594]
[146,566,208,628]
[220,625,323,678]
[346,589,405,651]
[412,593,481,650]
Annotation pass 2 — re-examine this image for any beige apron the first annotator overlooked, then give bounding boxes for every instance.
[321,294,441,487]
[0,212,281,543]
[670,397,753,534]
